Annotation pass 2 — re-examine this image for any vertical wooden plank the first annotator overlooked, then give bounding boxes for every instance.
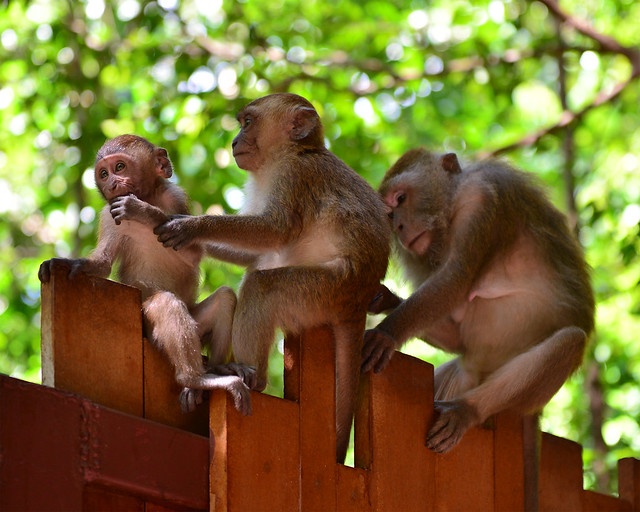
[337,465,370,512]
[209,390,229,512]
[582,490,632,512]
[435,423,494,511]
[493,412,526,512]
[0,377,84,511]
[619,458,640,511]
[209,390,300,512]
[40,260,144,417]
[298,326,338,511]
[539,433,583,512]
[142,338,209,436]
[368,352,435,512]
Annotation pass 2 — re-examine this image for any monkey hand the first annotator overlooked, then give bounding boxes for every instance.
[38,257,94,283]
[368,284,403,314]
[110,194,142,225]
[361,328,398,374]
[426,399,480,453]
[154,216,202,251]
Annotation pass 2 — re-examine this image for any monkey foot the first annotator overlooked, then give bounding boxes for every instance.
[179,387,205,413]
[212,362,259,390]
[426,399,478,453]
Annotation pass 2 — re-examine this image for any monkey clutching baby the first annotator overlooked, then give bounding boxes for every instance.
[154,93,391,463]
[38,134,253,415]
[362,148,594,453]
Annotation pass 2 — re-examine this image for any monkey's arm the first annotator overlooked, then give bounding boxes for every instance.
[362,188,497,372]
[368,283,403,314]
[38,210,118,283]
[203,242,258,267]
[155,211,296,252]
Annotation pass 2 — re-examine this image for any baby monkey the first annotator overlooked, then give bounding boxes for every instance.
[39,135,253,414]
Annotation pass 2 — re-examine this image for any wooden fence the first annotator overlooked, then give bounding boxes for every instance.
[1,259,638,511]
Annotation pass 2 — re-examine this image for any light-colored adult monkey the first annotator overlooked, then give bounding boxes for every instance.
[362,148,594,453]
[38,135,253,415]
[155,94,391,463]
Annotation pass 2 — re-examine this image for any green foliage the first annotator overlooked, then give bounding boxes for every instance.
[1,0,639,491]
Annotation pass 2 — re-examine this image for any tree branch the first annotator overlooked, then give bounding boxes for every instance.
[481,0,640,158]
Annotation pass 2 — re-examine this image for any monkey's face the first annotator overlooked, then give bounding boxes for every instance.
[381,152,458,257]
[232,106,265,171]
[232,94,324,172]
[95,152,155,202]
[383,182,436,257]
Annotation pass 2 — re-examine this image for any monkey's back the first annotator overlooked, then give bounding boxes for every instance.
[468,161,595,335]
[268,148,390,306]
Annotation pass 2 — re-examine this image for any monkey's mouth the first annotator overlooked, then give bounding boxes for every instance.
[406,230,432,255]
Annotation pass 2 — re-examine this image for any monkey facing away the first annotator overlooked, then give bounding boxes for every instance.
[362,148,594,453]
[154,93,391,463]
[38,134,253,415]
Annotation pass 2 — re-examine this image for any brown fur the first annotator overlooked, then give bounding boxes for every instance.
[363,148,594,453]
[39,135,252,415]
[155,94,391,462]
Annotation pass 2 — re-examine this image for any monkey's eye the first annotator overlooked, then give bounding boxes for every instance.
[115,162,125,172]
[397,193,407,205]
[243,116,252,127]
[100,169,108,179]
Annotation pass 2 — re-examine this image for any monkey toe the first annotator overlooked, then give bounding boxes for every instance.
[179,387,204,413]
[426,400,476,453]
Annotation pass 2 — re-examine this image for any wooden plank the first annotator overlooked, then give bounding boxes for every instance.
[493,412,526,512]
[142,337,209,436]
[210,390,300,512]
[435,422,494,511]
[337,465,370,512]
[85,404,209,510]
[40,259,144,417]
[539,433,583,512]
[0,376,84,511]
[284,327,339,510]
[0,375,209,511]
[368,352,435,512]
[298,326,338,511]
[619,458,640,511]
[582,490,632,512]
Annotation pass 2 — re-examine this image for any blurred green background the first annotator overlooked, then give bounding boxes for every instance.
[1,0,639,492]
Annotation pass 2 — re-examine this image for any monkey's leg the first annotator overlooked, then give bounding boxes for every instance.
[426,326,586,453]
[144,291,252,415]
[190,285,237,366]
[143,291,205,386]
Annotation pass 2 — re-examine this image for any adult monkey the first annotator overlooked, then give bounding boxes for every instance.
[155,93,391,463]
[39,135,253,415]
[362,148,594,454]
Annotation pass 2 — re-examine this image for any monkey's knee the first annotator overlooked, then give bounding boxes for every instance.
[215,285,237,307]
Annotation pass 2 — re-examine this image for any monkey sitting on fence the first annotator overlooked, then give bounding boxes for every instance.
[154,93,391,463]
[39,134,254,415]
[362,148,594,453]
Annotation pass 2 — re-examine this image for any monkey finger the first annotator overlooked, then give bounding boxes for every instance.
[373,347,394,373]
[361,344,385,373]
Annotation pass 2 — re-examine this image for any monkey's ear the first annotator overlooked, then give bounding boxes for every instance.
[289,107,318,141]
[155,148,173,178]
[441,153,462,174]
